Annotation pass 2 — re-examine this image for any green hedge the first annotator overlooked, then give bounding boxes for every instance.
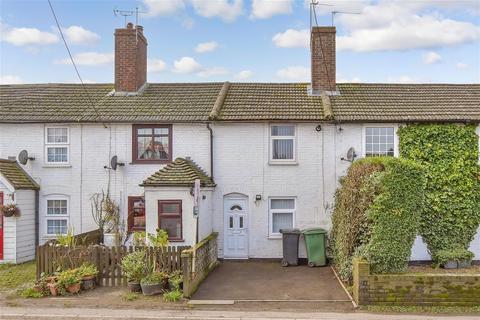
[330,157,425,281]
[398,124,480,261]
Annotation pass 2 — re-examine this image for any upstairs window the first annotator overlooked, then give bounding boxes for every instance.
[270,125,296,162]
[45,127,69,164]
[365,127,395,157]
[133,125,172,164]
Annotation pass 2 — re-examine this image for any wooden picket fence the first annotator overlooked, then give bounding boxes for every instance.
[36,244,189,286]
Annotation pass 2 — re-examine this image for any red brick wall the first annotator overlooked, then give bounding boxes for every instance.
[311,26,336,93]
[114,23,148,92]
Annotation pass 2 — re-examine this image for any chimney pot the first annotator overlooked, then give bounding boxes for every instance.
[127,22,133,29]
[311,26,336,94]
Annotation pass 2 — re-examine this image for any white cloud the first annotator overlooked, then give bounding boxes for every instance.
[276,66,309,81]
[191,0,243,22]
[172,57,202,73]
[422,51,442,64]
[0,75,23,84]
[182,17,195,29]
[337,74,361,83]
[63,26,100,45]
[143,0,186,16]
[456,62,468,69]
[235,70,253,80]
[195,41,219,53]
[251,0,293,19]
[197,67,229,77]
[55,52,114,66]
[0,22,58,46]
[387,75,419,84]
[272,28,309,48]
[336,2,480,52]
[148,59,167,72]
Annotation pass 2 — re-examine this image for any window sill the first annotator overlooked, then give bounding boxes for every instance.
[268,161,298,166]
[169,239,185,243]
[43,164,72,168]
[130,160,172,165]
[268,235,282,240]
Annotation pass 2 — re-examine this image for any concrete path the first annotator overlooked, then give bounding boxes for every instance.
[1,306,479,320]
[193,261,350,303]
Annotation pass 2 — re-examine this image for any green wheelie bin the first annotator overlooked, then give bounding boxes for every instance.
[302,228,327,267]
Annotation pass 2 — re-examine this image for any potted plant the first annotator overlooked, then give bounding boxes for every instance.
[121,250,147,293]
[0,203,19,217]
[435,247,474,269]
[78,263,98,290]
[140,271,168,296]
[57,269,82,294]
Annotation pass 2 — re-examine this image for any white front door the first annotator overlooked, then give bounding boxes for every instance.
[224,197,248,259]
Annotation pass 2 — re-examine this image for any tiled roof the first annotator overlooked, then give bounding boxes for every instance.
[332,84,480,122]
[1,82,479,122]
[0,159,40,190]
[141,157,215,187]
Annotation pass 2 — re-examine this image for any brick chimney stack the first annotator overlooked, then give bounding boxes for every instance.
[114,22,147,93]
[311,26,336,94]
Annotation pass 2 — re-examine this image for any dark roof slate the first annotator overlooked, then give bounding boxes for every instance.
[0,159,40,190]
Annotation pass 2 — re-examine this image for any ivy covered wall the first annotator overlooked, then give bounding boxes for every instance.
[398,124,480,261]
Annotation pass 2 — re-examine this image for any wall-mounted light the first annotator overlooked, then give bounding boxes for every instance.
[315,125,322,132]
[255,194,262,201]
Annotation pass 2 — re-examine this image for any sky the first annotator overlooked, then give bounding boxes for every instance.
[0,0,479,84]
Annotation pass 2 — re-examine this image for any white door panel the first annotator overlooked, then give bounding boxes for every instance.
[224,197,248,259]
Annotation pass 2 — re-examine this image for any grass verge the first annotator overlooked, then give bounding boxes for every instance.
[0,262,36,291]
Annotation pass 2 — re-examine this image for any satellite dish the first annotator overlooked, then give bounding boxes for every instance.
[110,156,125,171]
[18,150,35,165]
[341,147,357,162]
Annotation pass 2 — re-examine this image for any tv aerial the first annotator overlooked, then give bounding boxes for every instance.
[113,6,146,27]
[341,147,357,162]
[309,1,334,29]
[18,150,35,165]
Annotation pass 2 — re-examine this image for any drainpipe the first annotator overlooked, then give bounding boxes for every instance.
[206,123,214,180]
[34,190,39,247]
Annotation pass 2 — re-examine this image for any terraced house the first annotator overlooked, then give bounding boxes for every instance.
[0,24,479,264]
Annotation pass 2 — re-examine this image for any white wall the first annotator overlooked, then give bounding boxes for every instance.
[0,123,210,245]
[0,180,15,263]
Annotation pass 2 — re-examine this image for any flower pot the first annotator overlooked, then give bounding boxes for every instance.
[140,283,164,296]
[458,260,471,269]
[103,233,120,247]
[47,283,59,296]
[2,209,16,217]
[66,282,81,294]
[128,281,142,293]
[443,260,458,269]
[81,276,96,291]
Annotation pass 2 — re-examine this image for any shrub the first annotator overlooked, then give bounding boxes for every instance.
[330,157,425,281]
[141,271,167,285]
[163,289,182,302]
[435,247,474,266]
[398,124,480,260]
[121,250,147,283]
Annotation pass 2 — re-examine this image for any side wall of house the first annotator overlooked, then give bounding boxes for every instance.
[14,190,36,263]
[0,123,210,245]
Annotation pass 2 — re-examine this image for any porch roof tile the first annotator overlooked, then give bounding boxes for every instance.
[0,159,40,190]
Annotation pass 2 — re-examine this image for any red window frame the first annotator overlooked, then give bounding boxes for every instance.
[128,196,145,232]
[158,200,182,241]
[132,124,173,164]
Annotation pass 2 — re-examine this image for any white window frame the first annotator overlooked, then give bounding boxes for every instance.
[269,124,297,164]
[45,195,70,236]
[362,124,399,158]
[45,126,70,165]
[268,197,296,238]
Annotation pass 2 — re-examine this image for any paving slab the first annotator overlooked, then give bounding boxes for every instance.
[192,261,351,302]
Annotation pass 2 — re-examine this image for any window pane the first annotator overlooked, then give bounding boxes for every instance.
[47,219,67,234]
[272,212,293,233]
[137,128,152,135]
[365,127,395,157]
[229,216,234,229]
[47,147,68,163]
[153,136,169,160]
[160,217,181,239]
[239,216,244,229]
[271,125,294,136]
[161,203,180,214]
[47,199,68,215]
[272,139,293,160]
[154,128,169,135]
[47,128,68,143]
[271,199,295,210]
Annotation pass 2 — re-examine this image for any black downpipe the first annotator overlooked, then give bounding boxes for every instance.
[206,123,214,180]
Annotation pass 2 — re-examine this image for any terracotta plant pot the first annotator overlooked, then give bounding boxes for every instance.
[81,276,96,291]
[47,283,59,296]
[127,281,142,293]
[140,283,163,296]
[66,282,81,294]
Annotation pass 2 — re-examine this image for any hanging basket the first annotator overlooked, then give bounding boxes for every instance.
[0,204,20,217]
